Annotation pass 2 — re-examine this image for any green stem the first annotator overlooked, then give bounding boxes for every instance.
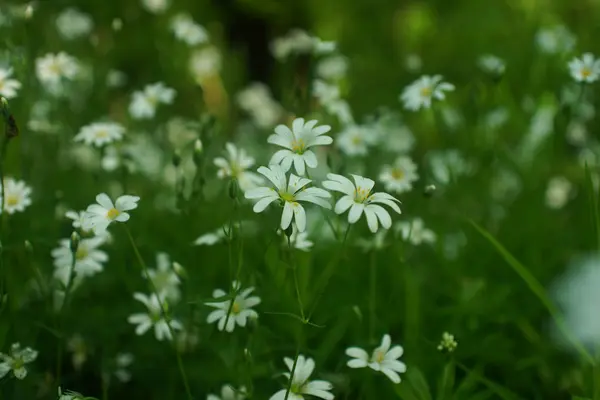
[288,237,305,322]
[368,251,376,342]
[284,348,300,400]
[124,226,193,400]
[56,244,78,386]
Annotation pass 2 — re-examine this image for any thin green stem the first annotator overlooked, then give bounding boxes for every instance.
[223,199,244,332]
[288,237,305,322]
[124,226,194,400]
[284,348,300,400]
[56,244,78,385]
[368,251,376,342]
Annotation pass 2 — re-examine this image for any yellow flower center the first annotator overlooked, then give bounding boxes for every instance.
[351,136,362,145]
[231,301,241,314]
[280,192,296,203]
[95,130,108,138]
[76,247,88,260]
[5,194,18,207]
[391,168,405,180]
[354,187,371,203]
[106,208,120,220]
[291,138,306,154]
[372,349,385,363]
[420,86,432,97]
[49,61,62,75]
[581,67,592,78]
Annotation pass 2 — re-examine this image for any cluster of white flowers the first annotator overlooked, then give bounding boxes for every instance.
[236,83,284,128]
[55,8,93,40]
[35,52,80,94]
[170,13,209,46]
[129,82,176,120]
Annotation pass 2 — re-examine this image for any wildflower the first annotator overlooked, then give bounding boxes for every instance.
[395,218,436,245]
[207,385,247,400]
[170,13,208,46]
[0,178,31,214]
[379,156,419,194]
[244,165,332,232]
[356,230,389,252]
[316,55,348,81]
[189,46,221,83]
[194,227,227,246]
[0,67,21,99]
[82,193,140,234]
[282,224,313,251]
[74,122,125,147]
[268,118,333,176]
[127,292,182,341]
[65,210,87,231]
[478,54,505,78]
[146,252,181,303]
[141,0,170,14]
[236,83,283,128]
[437,332,458,353]
[206,281,260,332]
[535,25,576,55]
[270,355,334,400]
[270,29,316,60]
[568,53,600,83]
[545,176,573,209]
[400,75,454,111]
[35,52,79,87]
[346,334,407,383]
[0,343,38,380]
[52,236,108,284]
[323,173,401,233]
[214,143,264,192]
[55,8,93,40]
[129,82,176,120]
[336,125,376,157]
[58,387,86,400]
[428,149,473,184]
[107,69,127,88]
[114,352,134,382]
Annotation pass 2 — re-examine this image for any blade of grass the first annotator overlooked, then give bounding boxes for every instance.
[584,164,600,252]
[456,363,522,400]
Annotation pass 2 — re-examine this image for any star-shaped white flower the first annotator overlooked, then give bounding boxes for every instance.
[74,122,125,147]
[52,236,108,285]
[129,82,176,119]
[568,53,600,83]
[207,384,247,400]
[145,252,181,303]
[205,281,261,332]
[270,355,334,400]
[346,334,407,383]
[268,118,333,176]
[214,143,264,192]
[0,343,38,380]
[1,178,32,214]
[400,75,454,111]
[83,193,139,234]
[379,156,419,194]
[323,173,401,233]
[0,67,21,99]
[395,218,436,245]
[127,292,182,341]
[245,165,331,232]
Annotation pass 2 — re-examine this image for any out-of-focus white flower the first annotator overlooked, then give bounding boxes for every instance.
[0,67,21,99]
[146,252,181,303]
[141,0,170,14]
[206,281,260,332]
[129,82,176,120]
[336,125,377,157]
[519,100,557,162]
[114,352,134,383]
[379,156,419,194]
[346,334,406,384]
[268,118,333,176]
[170,13,208,46]
[313,79,341,105]
[82,193,139,234]
[535,25,576,55]
[405,53,422,72]
[52,236,108,285]
[270,29,316,60]
[189,46,221,83]
[106,69,127,88]
[566,121,588,146]
[193,227,226,246]
[207,385,247,400]
[74,122,125,147]
[568,53,600,83]
[395,218,436,245]
[36,52,80,89]
[236,83,283,128]
[66,335,88,370]
[245,165,331,232]
[323,173,401,233]
[127,292,182,341]
[483,107,510,131]
[428,149,473,184]
[0,343,38,380]
[1,178,32,214]
[478,54,506,76]
[316,55,348,81]
[56,8,93,40]
[400,75,454,111]
[214,143,264,192]
[545,176,573,209]
[270,355,334,400]
[282,224,313,251]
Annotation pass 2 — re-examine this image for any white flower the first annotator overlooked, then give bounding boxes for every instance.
[270,355,334,400]
[74,122,125,147]
[206,281,260,332]
[127,292,182,341]
[0,67,21,99]
[107,69,127,88]
[316,55,348,81]
[346,334,407,384]
[146,252,180,303]
[535,25,576,54]
[65,210,87,230]
[478,54,505,76]
[428,149,473,184]
[207,385,247,400]
[0,343,38,380]
[336,125,377,157]
[114,352,134,383]
[282,225,313,251]
[170,13,208,46]
[268,118,333,176]
[546,176,573,209]
[83,193,140,234]
[66,334,87,370]
[568,53,600,83]
[194,228,227,246]
[400,75,455,111]
[270,29,315,60]
[323,174,401,233]
[395,218,436,245]
[244,165,332,232]
[129,82,176,119]
[189,47,221,83]
[379,156,419,194]
[141,0,170,14]
[56,8,93,40]
[35,52,80,86]
[52,236,108,285]
[1,178,32,214]
[214,143,264,192]
[236,83,283,128]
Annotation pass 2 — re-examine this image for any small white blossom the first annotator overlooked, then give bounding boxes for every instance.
[107,69,127,88]
[323,173,401,233]
[336,125,377,157]
[244,165,332,232]
[214,143,264,192]
[52,236,108,285]
[437,332,458,352]
[127,292,182,341]
[129,82,176,120]
[83,193,140,234]
[270,29,316,60]
[379,156,419,194]
[66,335,87,370]
[193,227,227,246]
[478,54,505,76]
[146,252,181,303]
[535,25,576,55]
[395,218,436,245]
[1,178,32,214]
[189,47,221,83]
[0,67,21,99]
[346,334,407,384]
[207,385,247,400]
[400,75,454,111]
[268,118,333,176]
[236,83,283,128]
[568,53,600,83]
[74,122,125,147]
[282,224,313,251]
[0,343,38,380]
[316,55,348,81]
[35,52,80,88]
[170,13,208,46]
[114,352,134,382]
[428,149,473,184]
[56,8,93,40]
[141,0,170,14]
[206,281,261,332]
[270,355,334,400]
[546,176,573,209]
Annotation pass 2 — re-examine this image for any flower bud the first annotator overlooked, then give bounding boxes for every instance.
[423,184,436,197]
[284,224,294,239]
[24,240,33,254]
[24,4,34,19]
[70,232,80,254]
[192,139,203,167]
[228,178,239,200]
[172,262,187,280]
